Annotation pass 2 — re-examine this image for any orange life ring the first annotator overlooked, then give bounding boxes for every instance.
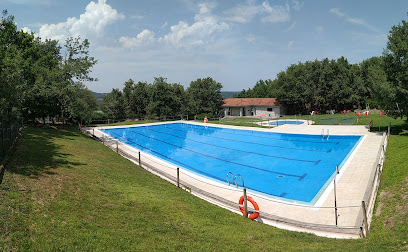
[239,196,260,220]
[204,118,208,123]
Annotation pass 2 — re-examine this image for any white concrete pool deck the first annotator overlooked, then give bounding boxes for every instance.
[86,121,385,239]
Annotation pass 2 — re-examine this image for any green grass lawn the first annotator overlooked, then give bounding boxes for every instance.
[210,114,407,132]
[1,123,407,251]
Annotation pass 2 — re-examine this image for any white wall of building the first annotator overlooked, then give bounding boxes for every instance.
[223,106,281,118]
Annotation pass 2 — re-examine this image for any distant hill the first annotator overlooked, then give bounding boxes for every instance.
[221,91,239,99]
[92,92,107,102]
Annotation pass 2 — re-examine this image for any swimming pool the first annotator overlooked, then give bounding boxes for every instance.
[101,123,362,204]
[269,120,304,126]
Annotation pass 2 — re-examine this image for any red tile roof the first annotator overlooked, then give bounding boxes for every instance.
[222,98,279,107]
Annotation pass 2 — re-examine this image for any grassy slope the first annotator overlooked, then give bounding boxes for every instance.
[0,124,407,251]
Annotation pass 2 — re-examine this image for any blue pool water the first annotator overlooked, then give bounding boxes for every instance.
[269,120,304,126]
[102,123,362,204]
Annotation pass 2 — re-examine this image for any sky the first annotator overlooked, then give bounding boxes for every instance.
[1,0,408,92]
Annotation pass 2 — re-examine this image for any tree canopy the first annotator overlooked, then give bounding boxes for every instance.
[101,77,224,119]
[383,15,408,118]
[0,10,98,123]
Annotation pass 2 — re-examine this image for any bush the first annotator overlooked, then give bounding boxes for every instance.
[195,113,214,120]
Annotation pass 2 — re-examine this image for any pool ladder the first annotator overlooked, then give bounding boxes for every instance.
[321,129,329,140]
[226,172,244,188]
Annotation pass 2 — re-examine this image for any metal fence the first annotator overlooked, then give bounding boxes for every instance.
[0,111,23,164]
[311,116,356,125]
[359,129,389,237]
[82,123,390,238]
[0,110,23,184]
[88,115,189,126]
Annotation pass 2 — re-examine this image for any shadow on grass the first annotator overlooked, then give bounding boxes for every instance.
[6,126,86,177]
[390,123,408,136]
[369,122,408,136]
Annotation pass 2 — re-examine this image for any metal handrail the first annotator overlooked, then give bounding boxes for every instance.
[226,172,233,186]
[234,174,244,188]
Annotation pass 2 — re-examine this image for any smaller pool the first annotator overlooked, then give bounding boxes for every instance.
[269,120,304,126]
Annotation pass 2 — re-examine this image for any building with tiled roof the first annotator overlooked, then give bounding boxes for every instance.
[222,98,282,118]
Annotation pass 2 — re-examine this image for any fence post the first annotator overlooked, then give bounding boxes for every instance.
[116,141,119,153]
[1,115,4,161]
[360,227,365,238]
[362,201,369,237]
[243,188,248,218]
[138,151,141,166]
[388,122,391,136]
[8,112,12,148]
[177,168,180,188]
[334,176,338,226]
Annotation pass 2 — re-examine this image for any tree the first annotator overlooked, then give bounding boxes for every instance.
[70,84,97,124]
[383,14,408,118]
[122,79,151,118]
[186,77,224,116]
[0,11,25,114]
[0,11,99,124]
[101,88,126,119]
[58,36,98,123]
[360,57,394,110]
[146,77,184,118]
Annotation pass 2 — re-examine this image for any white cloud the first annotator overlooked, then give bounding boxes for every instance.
[329,8,378,32]
[130,15,144,19]
[291,0,304,11]
[223,1,295,24]
[159,3,229,48]
[346,17,366,26]
[38,0,124,42]
[120,29,155,48]
[246,34,256,43]
[285,21,296,32]
[21,27,32,33]
[261,1,290,23]
[224,4,260,23]
[161,21,168,29]
[288,40,294,49]
[329,8,345,17]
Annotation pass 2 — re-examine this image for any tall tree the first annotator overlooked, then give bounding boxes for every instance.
[186,77,223,116]
[101,88,126,119]
[146,77,184,118]
[123,79,151,118]
[58,36,98,123]
[383,14,408,118]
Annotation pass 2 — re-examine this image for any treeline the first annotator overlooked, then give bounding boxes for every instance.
[100,77,224,119]
[0,11,98,124]
[235,15,408,117]
[234,57,389,114]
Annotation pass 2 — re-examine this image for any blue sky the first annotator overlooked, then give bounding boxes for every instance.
[2,0,407,92]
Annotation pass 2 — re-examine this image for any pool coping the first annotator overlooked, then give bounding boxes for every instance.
[84,120,386,239]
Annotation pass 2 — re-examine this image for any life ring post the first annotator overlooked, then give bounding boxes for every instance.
[243,188,248,218]
[177,167,180,188]
[238,193,260,220]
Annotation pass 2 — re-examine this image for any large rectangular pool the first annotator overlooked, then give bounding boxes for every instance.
[101,123,362,204]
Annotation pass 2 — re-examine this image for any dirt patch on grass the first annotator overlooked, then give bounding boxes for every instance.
[375,177,408,229]
[375,191,389,217]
